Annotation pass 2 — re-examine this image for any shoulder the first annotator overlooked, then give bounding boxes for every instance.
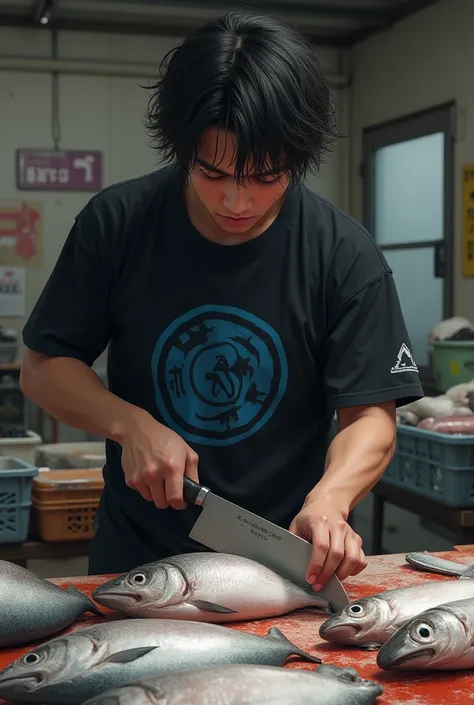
[74,165,175,231]
[298,183,392,300]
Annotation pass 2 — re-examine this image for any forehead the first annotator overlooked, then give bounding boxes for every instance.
[197,127,275,177]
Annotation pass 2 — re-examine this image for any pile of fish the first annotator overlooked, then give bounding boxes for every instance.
[396,380,474,431]
[0,554,384,705]
[319,550,474,673]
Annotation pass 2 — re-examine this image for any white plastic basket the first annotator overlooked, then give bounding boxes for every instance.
[0,430,43,465]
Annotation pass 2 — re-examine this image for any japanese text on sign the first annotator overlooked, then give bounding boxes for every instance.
[16,150,102,191]
[462,165,474,277]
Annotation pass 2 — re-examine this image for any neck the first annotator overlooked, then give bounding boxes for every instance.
[183,181,287,246]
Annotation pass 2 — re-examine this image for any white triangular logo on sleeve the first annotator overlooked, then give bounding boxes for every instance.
[391,343,419,374]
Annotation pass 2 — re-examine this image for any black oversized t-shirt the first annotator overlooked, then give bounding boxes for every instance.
[23,165,423,557]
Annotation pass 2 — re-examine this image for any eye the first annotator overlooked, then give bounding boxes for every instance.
[129,572,147,586]
[348,604,364,616]
[412,623,434,642]
[22,652,40,666]
[199,169,224,181]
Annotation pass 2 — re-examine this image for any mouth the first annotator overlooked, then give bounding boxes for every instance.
[93,591,141,608]
[319,624,360,642]
[217,214,256,225]
[0,673,43,694]
[379,648,435,670]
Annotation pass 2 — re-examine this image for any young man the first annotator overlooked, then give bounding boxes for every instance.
[20,11,423,589]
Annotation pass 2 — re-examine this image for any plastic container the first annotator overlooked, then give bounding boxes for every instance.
[384,424,474,507]
[31,468,104,542]
[432,340,474,391]
[35,442,106,470]
[0,456,38,543]
[0,431,43,465]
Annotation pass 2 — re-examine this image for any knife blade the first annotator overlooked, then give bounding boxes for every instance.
[183,477,350,612]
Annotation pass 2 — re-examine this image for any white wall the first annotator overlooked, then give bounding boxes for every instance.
[350,0,474,322]
[0,27,347,351]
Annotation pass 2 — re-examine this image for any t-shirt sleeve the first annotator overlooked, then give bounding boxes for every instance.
[320,228,424,409]
[22,197,116,367]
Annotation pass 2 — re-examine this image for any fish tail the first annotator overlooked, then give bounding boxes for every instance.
[67,585,106,617]
[266,627,322,664]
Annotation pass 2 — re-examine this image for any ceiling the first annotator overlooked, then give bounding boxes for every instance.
[0,0,440,46]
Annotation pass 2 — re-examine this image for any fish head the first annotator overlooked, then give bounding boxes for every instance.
[0,632,111,699]
[0,638,72,697]
[377,608,467,671]
[93,563,186,613]
[319,596,392,647]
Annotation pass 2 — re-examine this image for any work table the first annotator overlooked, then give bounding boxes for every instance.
[1,550,474,704]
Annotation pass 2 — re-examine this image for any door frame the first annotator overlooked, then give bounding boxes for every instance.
[362,101,456,382]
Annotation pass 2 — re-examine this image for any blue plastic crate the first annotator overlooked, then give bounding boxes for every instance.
[0,456,38,543]
[384,424,474,507]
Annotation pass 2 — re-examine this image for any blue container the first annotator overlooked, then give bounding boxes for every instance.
[384,424,474,507]
[0,456,38,543]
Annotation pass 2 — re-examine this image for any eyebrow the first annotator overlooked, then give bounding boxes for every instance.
[196,157,278,178]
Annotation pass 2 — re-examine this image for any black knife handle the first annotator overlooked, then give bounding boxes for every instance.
[183,477,209,506]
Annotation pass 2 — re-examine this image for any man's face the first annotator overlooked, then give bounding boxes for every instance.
[188,127,290,236]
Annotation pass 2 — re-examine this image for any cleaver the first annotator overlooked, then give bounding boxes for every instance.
[183,477,350,612]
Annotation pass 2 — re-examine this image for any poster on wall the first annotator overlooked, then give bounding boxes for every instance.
[462,164,474,277]
[0,200,43,267]
[0,267,25,317]
[16,149,103,191]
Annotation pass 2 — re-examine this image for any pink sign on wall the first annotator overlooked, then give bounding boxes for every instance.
[16,149,103,191]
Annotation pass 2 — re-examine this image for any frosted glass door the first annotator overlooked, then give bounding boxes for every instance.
[372,132,446,368]
[383,248,443,366]
[374,133,444,246]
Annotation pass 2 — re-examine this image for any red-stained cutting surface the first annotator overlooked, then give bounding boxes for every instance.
[2,550,474,704]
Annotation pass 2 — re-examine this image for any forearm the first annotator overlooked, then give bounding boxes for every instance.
[20,350,143,442]
[306,403,396,518]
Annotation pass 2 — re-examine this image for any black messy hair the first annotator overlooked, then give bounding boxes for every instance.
[144,11,340,185]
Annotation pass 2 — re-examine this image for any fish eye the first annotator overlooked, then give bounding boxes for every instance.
[412,623,433,642]
[348,604,365,617]
[129,572,148,586]
[22,652,40,666]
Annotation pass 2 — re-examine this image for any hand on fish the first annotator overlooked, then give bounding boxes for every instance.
[289,495,367,591]
[119,407,199,509]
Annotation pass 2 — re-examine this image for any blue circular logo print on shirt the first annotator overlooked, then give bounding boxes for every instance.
[151,305,288,446]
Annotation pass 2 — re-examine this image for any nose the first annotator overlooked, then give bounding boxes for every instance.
[222,184,252,214]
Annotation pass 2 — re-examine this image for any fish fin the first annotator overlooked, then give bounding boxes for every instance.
[189,599,238,614]
[66,585,106,616]
[459,564,474,580]
[266,627,322,664]
[103,647,158,664]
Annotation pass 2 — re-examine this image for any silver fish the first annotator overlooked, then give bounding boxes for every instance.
[81,664,384,705]
[405,551,474,577]
[0,559,102,648]
[92,552,331,622]
[0,618,321,704]
[319,577,474,649]
[377,597,474,671]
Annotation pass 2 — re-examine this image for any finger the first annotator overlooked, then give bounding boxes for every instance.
[350,547,368,577]
[163,455,187,510]
[335,532,365,582]
[133,480,154,502]
[143,464,169,509]
[184,445,199,484]
[305,517,330,586]
[313,520,346,589]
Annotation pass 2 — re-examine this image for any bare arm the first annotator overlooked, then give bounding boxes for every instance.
[290,401,396,588]
[19,349,137,442]
[306,401,397,517]
[20,349,199,509]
